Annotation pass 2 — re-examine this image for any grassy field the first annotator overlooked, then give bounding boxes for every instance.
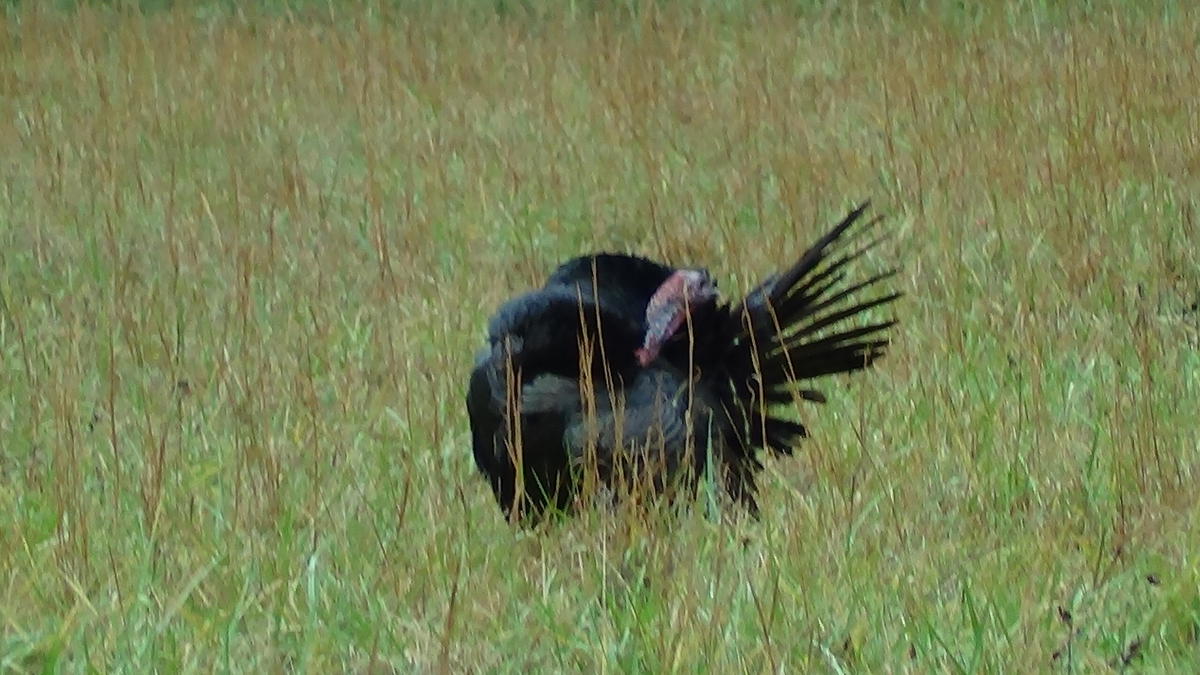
[2,0,1199,671]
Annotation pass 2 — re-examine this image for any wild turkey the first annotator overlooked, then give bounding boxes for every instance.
[466,201,900,524]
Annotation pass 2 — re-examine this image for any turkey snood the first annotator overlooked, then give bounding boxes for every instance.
[635,269,717,367]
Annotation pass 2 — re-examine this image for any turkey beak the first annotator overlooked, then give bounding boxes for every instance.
[636,269,717,367]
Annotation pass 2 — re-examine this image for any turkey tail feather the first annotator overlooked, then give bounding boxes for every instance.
[719,201,900,459]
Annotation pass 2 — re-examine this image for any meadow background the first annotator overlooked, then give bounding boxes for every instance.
[2,0,1199,671]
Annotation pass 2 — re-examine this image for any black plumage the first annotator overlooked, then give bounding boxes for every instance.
[466,201,900,524]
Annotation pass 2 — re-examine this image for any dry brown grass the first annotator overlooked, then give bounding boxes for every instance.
[1,1,1198,671]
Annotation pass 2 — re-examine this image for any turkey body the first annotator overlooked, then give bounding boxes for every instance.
[466,202,900,524]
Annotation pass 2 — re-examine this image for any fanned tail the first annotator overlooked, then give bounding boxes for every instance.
[717,201,901,459]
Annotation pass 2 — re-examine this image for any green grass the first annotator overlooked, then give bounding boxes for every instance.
[2,0,1199,671]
